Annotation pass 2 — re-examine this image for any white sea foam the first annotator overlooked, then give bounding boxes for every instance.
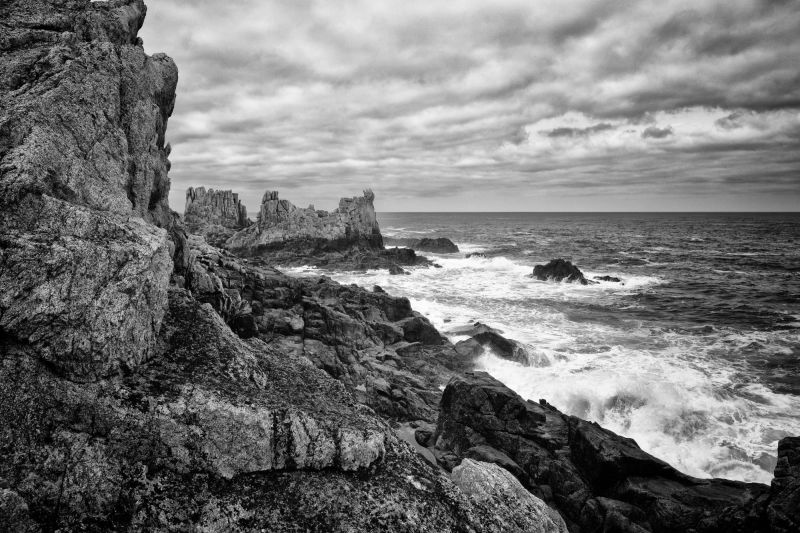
[288,251,797,484]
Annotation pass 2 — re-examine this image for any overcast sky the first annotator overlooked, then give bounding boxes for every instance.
[140,0,800,213]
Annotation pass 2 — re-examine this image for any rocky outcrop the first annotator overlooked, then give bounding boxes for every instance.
[223,189,432,271]
[227,189,382,252]
[433,372,782,533]
[183,186,250,246]
[385,237,460,253]
[416,237,459,253]
[181,235,457,423]
[0,0,178,380]
[768,437,800,532]
[532,258,589,284]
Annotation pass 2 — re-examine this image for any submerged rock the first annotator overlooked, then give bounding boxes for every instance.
[531,258,589,284]
[389,264,408,275]
[594,275,622,283]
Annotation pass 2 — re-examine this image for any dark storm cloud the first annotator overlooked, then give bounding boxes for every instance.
[139,0,800,212]
[642,126,674,139]
[546,123,615,138]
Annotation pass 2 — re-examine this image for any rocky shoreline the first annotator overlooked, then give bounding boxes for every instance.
[0,1,797,532]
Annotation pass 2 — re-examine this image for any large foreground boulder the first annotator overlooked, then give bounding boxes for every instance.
[453,458,568,533]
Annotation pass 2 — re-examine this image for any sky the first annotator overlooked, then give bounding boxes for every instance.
[139,0,800,213]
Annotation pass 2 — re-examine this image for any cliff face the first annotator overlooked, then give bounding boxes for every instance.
[226,189,383,252]
[0,0,177,379]
[184,186,250,246]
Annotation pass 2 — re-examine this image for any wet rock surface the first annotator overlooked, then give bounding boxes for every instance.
[532,258,590,284]
[432,372,792,533]
[385,237,460,253]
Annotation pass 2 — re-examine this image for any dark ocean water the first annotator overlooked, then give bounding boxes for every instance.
[289,212,800,483]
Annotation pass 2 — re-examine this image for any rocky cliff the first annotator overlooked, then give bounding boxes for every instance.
[227,189,383,253]
[184,186,250,247]
[0,0,178,380]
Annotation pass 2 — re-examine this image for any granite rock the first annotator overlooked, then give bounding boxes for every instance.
[452,459,568,533]
[531,259,589,285]
[184,186,250,246]
[227,189,383,253]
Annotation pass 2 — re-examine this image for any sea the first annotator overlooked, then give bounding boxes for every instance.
[285,212,800,484]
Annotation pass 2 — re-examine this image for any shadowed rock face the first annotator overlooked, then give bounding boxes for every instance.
[227,189,383,253]
[432,372,799,533]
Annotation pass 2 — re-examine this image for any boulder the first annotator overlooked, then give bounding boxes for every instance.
[389,264,408,275]
[452,459,568,533]
[531,259,589,285]
[472,331,531,365]
[414,237,459,253]
[454,338,484,359]
[398,315,445,345]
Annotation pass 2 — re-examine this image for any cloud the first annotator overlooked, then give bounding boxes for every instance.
[642,126,674,139]
[138,0,800,212]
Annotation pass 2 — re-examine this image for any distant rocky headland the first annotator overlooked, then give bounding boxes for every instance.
[0,1,797,532]
[183,186,432,272]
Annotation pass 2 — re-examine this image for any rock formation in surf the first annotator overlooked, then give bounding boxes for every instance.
[184,186,250,246]
[226,189,383,252]
[532,258,589,284]
[220,188,436,271]
[384,236,460,253]
[431,371,800,533]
